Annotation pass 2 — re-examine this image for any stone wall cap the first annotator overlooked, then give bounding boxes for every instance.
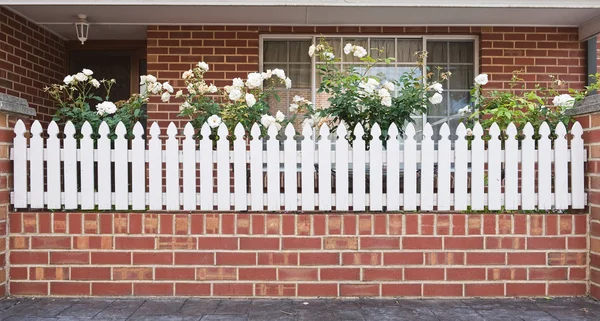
[0,93,36,117]
[565,94,600,116]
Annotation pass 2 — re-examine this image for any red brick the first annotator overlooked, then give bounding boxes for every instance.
[197,267,237,280]
[324,237,358,250]
[216,252,256,265]
[50,282,90,295]
[425,252,464,265]
[115,237,155,249]
[340,284,379,297]
[421,215,434,235]
[506,283,546,296]
[92,282,132,296]
[527,237,566,249]
[507,253,546,265]
[50,252,89,264]
[133,252,173,265]
[452,214,466,235]
[465,284,504,297]
[444,237,484,249]
[174,252,213,265]
[384,252,423,265]
[213,283,253,296]
[239,237,279,250]
[320,268,360,281]
[405,214,419,234]
[466,253,505,265]
[282,237,321,250]
[403,237,442,249]
[447,268,486,281]
[10,282,48,295]
[134,283,173,296]
[155,267,196,280]
[436,215,450,235]
[258,252,298,265]
[382,284,422,296]
[529,268,568,280]
[71,267,111,280]
[175,283,211,296]
[405,268,444,280]
[486,236,525,249]
[10,251,48,264]
[299,252,339,265]
[342,252,381,265]
[423,284,462,297]
[239,268,277,281]
[297,283,337,297]
[360,237,399,249]
[363,268,403,281]
[343,215,356,235]
[548,283,586,296]
[69,213,83,234]
[91,252,131,265]
[31,236,71,249]
[279,268,318,281]
[255,283,297,296]
[113,267,153,280]
[197,237,238,250]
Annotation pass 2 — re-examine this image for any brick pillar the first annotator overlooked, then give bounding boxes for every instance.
[568,94,600,299]
[0,93,35,296]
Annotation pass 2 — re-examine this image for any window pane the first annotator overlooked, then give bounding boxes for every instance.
[449,91,471,115]
[427,42,447,63]
[428,95,449,118]
[449,65,474,90]
[317,38,342,62]
[289,64,311,88]
[289,41,311,63]
[263,41,287,62]
[370,38,395,60]
[397,40,423,63]
[449,42,474,63]
[367,66,397,83]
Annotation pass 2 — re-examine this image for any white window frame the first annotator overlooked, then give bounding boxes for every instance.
[259,34,479,126]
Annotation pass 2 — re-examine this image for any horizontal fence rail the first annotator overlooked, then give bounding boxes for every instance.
[11,119,586,212]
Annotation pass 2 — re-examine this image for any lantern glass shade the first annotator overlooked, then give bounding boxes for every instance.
[75,21,89,44]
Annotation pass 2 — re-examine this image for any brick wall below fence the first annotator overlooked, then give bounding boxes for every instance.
[7,212,588,298]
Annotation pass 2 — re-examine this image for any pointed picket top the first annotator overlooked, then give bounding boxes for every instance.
[30,120,42,136]
[217,122,229,139]
[422,122,433,139]
[285,123,295,140]
[267,123,278,139]
[47,121,59,138]
[489,122,500,140]
[64,121,75,137]
[114,121,126,137]
[183,122,194,137]
[133,122,144,138]
[234,122,245,138]
[251,123,261,140]
[149,122,160,138]
[555,121,567,137]
[81,121,92,137]
[440,122,450,140]
[99,121,110,137]
[354,122,365,139]
[337,121,348,139]
[404,122,415,139]
[523,122,534,138]
[571,121,583,137]
[166,122,177,137]
[473,122,483,137]
[506,122,517,138]
[387,123,399,140]
[539,121,550,138]
[318,122,330,139]
[14,119,25,135]
[456,122,466,139]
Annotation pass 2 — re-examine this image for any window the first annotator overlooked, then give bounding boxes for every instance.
[261,36,477,133]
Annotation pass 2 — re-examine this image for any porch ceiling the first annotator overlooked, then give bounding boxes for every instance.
[5,4,600,41]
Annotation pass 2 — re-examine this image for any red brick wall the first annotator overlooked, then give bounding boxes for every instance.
[146,25,585,127]
[7,212,588,297]
[0,7,66,123]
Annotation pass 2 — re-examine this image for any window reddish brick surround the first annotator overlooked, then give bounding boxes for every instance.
[0,7,66,123]
[8,212,588,297]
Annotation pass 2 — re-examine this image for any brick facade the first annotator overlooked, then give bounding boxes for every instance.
[0,7,65,123]
[8,212,588,297]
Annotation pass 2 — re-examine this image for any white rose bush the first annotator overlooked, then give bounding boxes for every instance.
[47,68,169,137]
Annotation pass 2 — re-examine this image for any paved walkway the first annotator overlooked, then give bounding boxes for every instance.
[0,297,599,320]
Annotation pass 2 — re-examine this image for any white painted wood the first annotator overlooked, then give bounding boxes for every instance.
[538,122,552,210]
[301,123,315,211]
[266,124,280,211]
[335,123,349,211]
[217,123,230,211]
[131,122,146,210]
[183,122,196,210]
[471,123,485,210]
[29,120,43,208]
[386,123,400,211]
[46,121,61,209]
[437,123,451,211]
[403,123,417,211]
[79,122,94,209]
[12,120,27,208]
[148,122,162,210]
[318,123,332,211]
[200,123,213,210]
[233,123,247,211]
[521,123,536,210]
[369,123,383,211]
[554,122,569,210]
[165,123,179,210]
[284,123,297,211]
[97,122,112,210]
[504,123,519,210]
[454,123,468,211]
[487,123,502,210]
[353,123,366,211]
[420,122,434,211]
[114,122,129,210]
[571,121,585,209]
[63,121,78,209]
[250,123,263,211]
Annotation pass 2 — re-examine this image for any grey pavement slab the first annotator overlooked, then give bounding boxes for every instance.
[1,297,599,321]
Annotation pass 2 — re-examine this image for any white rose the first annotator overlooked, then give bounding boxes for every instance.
[458,105,472,116]
[179,101,191,112]
[353,46,367,58]
[466,128,473,137]
[552,94,575,108]
[378,88,390,98]
[63,75,74,85]
[145,75,157,83]
[162,82,174,93]
[308,44,316,57]
[276,110,285,122]
[150,82,162,94]
[383,81,395,91]
[232,78,244,88]
[289,103,299,112]
[428,82,444,94]
[197,62,209,72]
[74,72,87,82]
[324,52,335,60]
[273,68,286,80]
[474,73,489,86]
[246,72,263,89]
[182,70,193,80]
[262,70,273,80]
[175,90,183,98]
[381,96,392,107]
[261,114,276,128]
[187,84,197,95]
[207,115,222,128]
[293,95,304,103]
[161,92,171,103]
[429,92,443,105]
[82,69,93,76]
[285,78,292,89]
[302,118,315,128]
[97,101,117,115]
[245,93,256,107]
[344,43,354,55]
[90,79,100,88]
[229,88,242,101]
[139,75,147,85]
[208,84,218,93]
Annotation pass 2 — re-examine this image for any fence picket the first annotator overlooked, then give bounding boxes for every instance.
[114,122,129,210]
[487,123,502,210]
[420,123,434,211]
[386,123,400,211]
[200,123,213,211]
[538,122,552,210]
[284,123,297,211]
[301,123,315,211]
[336,124,349,211]
[554,122,569,209]
[403,123,416,211]
[454,124,468,211]
[370,123,383,211]
[183,123,196,210]
[267,124,280,211]
[97,122,112,210]
[217,123,230,211]
[571,122,585,209]
[12,120,27,208]
[471,123,485,210]
[165,123,179,210]
[29,120,43,208]
[437,123,451,211]
[318,124,332,211]
[131,122,145,210]
[505,123,519,210]
[148,122,162,210]
[46,121,61,209]
[250,123,263,211]
[80,122,94,209]
[353,123,366,211]
[63,121,77,209]
[233,123,247,210]
[521,123,535,210]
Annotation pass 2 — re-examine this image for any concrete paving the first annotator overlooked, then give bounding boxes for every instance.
[0,297,599,320]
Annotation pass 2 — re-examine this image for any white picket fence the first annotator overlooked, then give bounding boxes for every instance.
[11,119,586,211]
